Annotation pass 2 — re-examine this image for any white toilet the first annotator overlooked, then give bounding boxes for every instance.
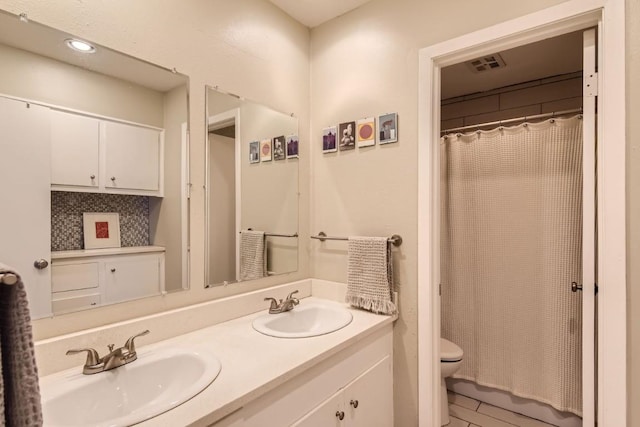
[440,338,463,425]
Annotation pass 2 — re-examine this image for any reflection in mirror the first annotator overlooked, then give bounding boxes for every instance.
[0,11,190,319]
[206,86,299,288]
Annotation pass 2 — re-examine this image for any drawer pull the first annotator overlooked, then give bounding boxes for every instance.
[90,174,95,180]
[350,399,359,408]
[110,268,116,273]
[335,411,344,420]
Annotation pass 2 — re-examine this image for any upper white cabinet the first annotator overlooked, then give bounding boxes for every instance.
[51,109,164,196]
[103,121,161,193]
[50,110,100,189]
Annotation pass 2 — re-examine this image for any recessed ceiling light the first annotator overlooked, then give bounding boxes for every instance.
[65,38,96,53]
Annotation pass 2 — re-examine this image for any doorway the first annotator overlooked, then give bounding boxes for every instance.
[439,29,588,427]
[417,2,626,426]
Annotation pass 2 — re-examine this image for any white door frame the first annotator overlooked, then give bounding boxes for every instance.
[417,1,626,426]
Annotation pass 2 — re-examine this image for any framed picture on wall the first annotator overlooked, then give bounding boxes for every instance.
[379,113,398,144]
[322,126,337,153]
[83,212,121,249]
[260,138,272,162]
[249,141,260,164]
[357,116,376,148]
[286,135,299,158]
[273,135,286,160]
[338,121,356,151]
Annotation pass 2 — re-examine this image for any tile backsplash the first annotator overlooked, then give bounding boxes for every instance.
[51,191,150,251]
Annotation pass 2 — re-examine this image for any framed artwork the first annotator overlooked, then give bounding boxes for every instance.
[249,141,260,164]
[322,126,337,153]
[286,135,299,158]
[357,117,376,148]
[273,135,286,160]
[379,113,398,144]
[260,138,272,162]
[83,212,121,249]
[338,121,356,151]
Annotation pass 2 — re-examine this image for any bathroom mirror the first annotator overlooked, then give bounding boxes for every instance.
[205,86,299,287]
[0,10,189,319]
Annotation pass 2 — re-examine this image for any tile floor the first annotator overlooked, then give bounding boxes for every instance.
[447,391,557,427]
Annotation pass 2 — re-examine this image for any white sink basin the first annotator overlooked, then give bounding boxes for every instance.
[41,346,221,427]
[252,300,353,338]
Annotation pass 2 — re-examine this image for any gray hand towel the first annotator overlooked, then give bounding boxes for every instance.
[239,230,267,281]
[0,264,43,426]
[345,237,397,315]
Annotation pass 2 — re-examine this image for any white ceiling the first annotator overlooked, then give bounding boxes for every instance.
[441,30,584,99]
[268,0,373,28]
[0,11,186,92]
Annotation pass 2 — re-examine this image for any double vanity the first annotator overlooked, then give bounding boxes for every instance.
[37,280,395,426]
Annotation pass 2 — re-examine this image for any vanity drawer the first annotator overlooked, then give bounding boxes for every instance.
[52,262,99,292]
[52,293,101,313]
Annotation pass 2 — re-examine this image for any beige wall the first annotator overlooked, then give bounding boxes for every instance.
[0,0,311,339]
[309,0,573,425]
[0,43,164,126]
[149,84,189,292]
[240,102,299,275]
[627,0,639,424]
[208,133,237,284]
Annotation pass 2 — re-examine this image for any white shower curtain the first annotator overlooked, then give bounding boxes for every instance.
[440,116,583,415]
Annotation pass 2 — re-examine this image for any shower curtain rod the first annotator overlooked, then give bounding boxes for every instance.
[441,108,583,135]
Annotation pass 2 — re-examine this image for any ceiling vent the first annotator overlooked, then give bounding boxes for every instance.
[466,53,506,73]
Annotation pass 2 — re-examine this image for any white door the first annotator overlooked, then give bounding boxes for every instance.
[580,27,597,427]
[103,121,160,192]
[50,110,100,188]
[0,97,52,318]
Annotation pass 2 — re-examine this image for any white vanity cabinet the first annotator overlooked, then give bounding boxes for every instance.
[51,247,165,314]
[212,326,393,427]
[50,109,164,196]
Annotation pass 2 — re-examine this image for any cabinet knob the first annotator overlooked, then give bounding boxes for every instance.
[33,259,49,270]
[110,268,116,273]
[350,399,359,408]
[90,174,95,180]
[111,176,116,181]
[335,411,345,420]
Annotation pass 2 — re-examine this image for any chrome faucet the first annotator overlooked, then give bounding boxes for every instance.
[264,290,300,314]
[66,330,150,375]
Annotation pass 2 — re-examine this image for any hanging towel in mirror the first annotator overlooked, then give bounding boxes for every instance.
[345,237,397,315]
[240,230,267,281]
[0,263,43,426]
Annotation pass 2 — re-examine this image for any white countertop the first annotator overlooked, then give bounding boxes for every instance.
[40,295,394,426]
[51,246,165,259]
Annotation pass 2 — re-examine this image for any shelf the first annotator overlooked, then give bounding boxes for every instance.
[51,245,165,260]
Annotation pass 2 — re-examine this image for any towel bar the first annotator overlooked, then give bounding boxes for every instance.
[240,229,298,238]
[311,231,403,247]
[0,272,18,285]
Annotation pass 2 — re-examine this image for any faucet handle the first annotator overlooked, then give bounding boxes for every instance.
[124,330,150,353]
[66,348,101,366]
[286,290,299,302]
[264,297,279,310]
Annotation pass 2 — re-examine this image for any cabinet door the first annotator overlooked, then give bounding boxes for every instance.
[345,356,393,427]
[0,97,52,318]
[50,110,99,188]
[103,121,161,192]
[104,255,162,303]
[291,391,344,427]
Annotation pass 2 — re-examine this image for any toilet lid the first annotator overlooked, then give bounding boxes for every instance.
[441,338,463,362]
